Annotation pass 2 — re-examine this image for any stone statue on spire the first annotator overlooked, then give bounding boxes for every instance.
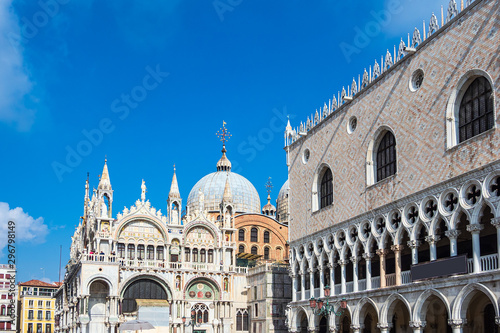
[141,179,147,201]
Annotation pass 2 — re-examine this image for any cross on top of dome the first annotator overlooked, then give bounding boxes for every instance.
[216,120,231,146]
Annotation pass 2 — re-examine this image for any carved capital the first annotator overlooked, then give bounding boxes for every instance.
[327,263,334,269]
[448,319,466,328]
[491,217,500,228]
[425,235,440,244]
[377,323,392,330]
[409,321,426,329]
[467,224,484,233]
[308,268,314,274]
[445,230,461,239]
[363,253,374,260]
[391,244,404,252]
[338,259,348,266]
[407,240,420,249]
[350,256,359,264]
[376,249,389,257]
[495,316,500,326]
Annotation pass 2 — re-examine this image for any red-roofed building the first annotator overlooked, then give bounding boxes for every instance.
[18,280,58,333]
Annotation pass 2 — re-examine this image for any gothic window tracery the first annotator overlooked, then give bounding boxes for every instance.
[376,131,397,181]
[459,77,494,142]
[320,168,333,208]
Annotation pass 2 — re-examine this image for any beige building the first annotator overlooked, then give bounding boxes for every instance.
[0,265,15,332]
[285,0,500,332]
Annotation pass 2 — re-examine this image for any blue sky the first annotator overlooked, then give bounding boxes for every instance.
[0,0,444,283]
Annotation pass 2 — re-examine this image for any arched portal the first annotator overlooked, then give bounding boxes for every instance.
[319,316,328,333]
[466,291,497,332]
[424,295,451,333]
[297,310,308,333]
[121,279,168,313]
[89,280,109,333]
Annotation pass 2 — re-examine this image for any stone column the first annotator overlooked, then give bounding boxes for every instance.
[339,260,347,295]
[425,235,440,261]
[363,253,373,290]
[491,218,500,266]
[80,323,87,333]
[291,274,297,302]
[445,230,461,257]
[409,321,426,333]
[351,256,359,292]
[376,249,388,288]
[319,264,325,298]
[309,268,315,295]
[448,319,466,333]
[300,271,306,300]
[391,245,403,286]
[467,224,484,273]
[407,240,420,265]
[327,263,335,296]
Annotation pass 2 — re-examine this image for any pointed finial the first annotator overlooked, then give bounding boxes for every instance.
[216,120,232,147]
[265,177,273,196]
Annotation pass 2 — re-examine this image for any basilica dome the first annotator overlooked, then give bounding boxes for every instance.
[186,147,261,214]
[276,179,289,224]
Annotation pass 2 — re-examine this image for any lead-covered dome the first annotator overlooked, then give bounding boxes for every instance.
[187,172,261,214]
[276,179,289,224]
[187,145,260,214]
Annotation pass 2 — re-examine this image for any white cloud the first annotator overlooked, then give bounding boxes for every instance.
[0,202,49,256]
[0,0,35,131]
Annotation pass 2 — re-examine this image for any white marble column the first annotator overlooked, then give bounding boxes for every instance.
[467,224,484,273]
[309,268,315,295]
[327,263,335,296]
[407,240,420,265]
[445,230,461,257]
[319,264,325,298]
[363,253,373,290]
[425,235,440,261]
[491,218,500,266]
[300,271,306,300]
[291,274,297,302]
[351,256,359,292]
[339,260,347,295]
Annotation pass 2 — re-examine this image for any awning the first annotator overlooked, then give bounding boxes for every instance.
[237,253,262,260]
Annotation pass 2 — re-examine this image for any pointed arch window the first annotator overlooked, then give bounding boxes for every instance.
[320,168,333,209]
[251,228,258,242]
[192,248,199,262]
[200,249,206,262]
[376,131,396,181]
[208,249,214,263]
[238,229,245,241]
[459,76,494,142]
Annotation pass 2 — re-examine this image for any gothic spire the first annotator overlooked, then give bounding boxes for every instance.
[169,165,181,199]
[98,158,111,190]
[223,174,233,202]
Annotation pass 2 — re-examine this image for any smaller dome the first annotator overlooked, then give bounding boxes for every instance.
[216,146,231,172]
[262,194,276,216]
[276,180,289,224]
